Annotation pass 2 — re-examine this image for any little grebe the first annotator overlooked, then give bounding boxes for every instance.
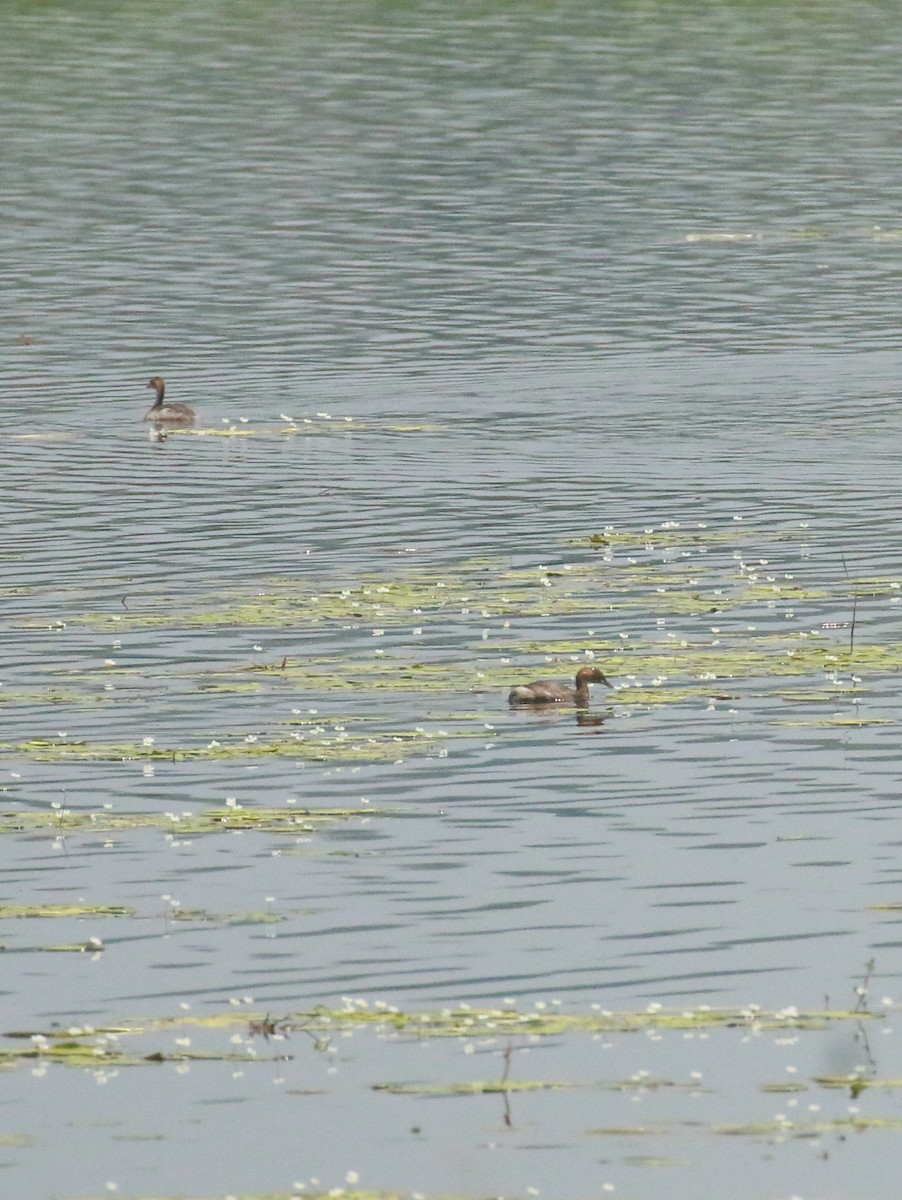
[508,665,612,707]
[144,376,195,424]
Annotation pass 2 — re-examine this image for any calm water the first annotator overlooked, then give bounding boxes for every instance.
[5,2,902,1198]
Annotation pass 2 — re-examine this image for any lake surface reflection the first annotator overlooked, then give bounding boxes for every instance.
[5,2,902,1198]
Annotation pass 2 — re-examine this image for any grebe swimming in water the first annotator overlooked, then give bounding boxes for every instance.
[508,665,612,707]
[144,376,195,424]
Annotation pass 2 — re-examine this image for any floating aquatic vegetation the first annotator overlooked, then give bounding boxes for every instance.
[0,904,132,919]
[0,940,98,955]
[5,722,452,765]
[195,680,265,694]
[372,1076,704,1096]
[0,997,883,1111]
[168,908,283,924]
[373,1079,574,1096]
[13,1001,876,1043]
[178,414,446,439]
[777,715,891,727]
[39,628,879,710]
[0,1039,288,1069]
[566,523,810,551]
[7,520,892,742]
[0,804,380,836]
[30,527,840,636]
[0,910,279,954]
[588,1115,902,1137]
[773,690,846,702]
[77,1192,444,1200]
[0,684,112,707]
[276,1002,882,1037]
[711,1115,902,1136]
[813,1073,902,1091]
[179,415,364,438]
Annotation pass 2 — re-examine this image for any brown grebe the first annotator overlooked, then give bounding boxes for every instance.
[508,665,612,707]
[144,376,195,424]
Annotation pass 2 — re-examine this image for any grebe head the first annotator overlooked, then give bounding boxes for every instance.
[147,376,165,406]
[575,666,612,688]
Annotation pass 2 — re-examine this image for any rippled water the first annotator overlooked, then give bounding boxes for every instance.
[6,2,902,1198]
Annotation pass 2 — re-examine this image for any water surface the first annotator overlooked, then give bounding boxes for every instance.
[4,2,902,1198]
